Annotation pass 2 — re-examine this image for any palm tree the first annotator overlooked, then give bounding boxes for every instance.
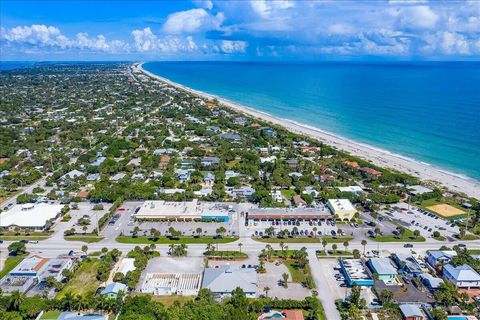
[343,241,349,254]
[265,244,273,260]
[264,286,270,298]
[279,241,285,255]
[282,273,289,288]
[196,227,202,237]
[62,292,76,311]
[238,242,243,253]
[8,290,24,311]
[96,294,108,311]
[77,294,91,310]
[81,245,88,255]
[332,244,338,255]
[322,238,328,252]
[361,240,367,256]
[413,229,420,239]
[312,227,317,238]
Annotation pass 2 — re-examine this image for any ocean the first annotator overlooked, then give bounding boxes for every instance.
[0,61,36,71]
[143,61,480,181]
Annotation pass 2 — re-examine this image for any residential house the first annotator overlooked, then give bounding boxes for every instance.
[201,157,220,166]
[219,133,241,141]
[419,273,444,291]
[175,169,191,182]
[86,173,100,181]
[443,264,480,289]
[399,304,426,320]
[359,167,382,177]
[426,250,457,268]
[100,282,127,298]
[367,258,398,282]
[204,172,215,184]
[286,159,299,168]
[225,170,240,180]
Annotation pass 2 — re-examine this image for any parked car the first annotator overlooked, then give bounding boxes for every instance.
[404,243,414,248]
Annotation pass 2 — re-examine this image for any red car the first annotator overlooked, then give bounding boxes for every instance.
[118,208,125,211]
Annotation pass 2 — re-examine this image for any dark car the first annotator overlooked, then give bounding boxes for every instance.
[403,243,414,248]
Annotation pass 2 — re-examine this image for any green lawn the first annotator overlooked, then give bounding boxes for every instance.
[285,261,306,283]
[0,231,52,241]
[0,255,26,279]
[369,235,425,242]
[150,294,194,307]
[204,250,248,258]
[116,235,238,244]
[321,236,354,244]
[64,235,104,243]
[57,259,102,298]
[369,228,425,242]
[281,189,296,200]
[41,310,61,320]
[316,250,353,257]
[253,236,354,244]
[458,234,480,241]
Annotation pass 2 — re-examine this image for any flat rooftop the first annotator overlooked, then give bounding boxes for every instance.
[10,255,48,275]
[135,200,232,219]
[248,207,332,219]
[341,259,371,281]
[0,203,63,228]
[327,199,355,211]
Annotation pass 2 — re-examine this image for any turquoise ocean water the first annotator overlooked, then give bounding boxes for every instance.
[143,61,480,181]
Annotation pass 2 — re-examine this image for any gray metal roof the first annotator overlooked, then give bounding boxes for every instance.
[399,304,423,317]
[369,258,398,275]
[202,265,257,294]
[444,264,480,281]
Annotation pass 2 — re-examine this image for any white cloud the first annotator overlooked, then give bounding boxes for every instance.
[217,40,247,53]
[397,6,439,30]
[1,24,128,53]
[132,27,158,51]
[192,0,213,10]
[131,28,202,53]
[162,8,224,34]
[250,0,294,18]
[327,23,355,35]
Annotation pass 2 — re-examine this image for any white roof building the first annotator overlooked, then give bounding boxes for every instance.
[202,264,257,298]
[443,264,480,288]
[117,258,136,275]
[337,186,363,194]
[141,273,202,296]
[0,203,63,229]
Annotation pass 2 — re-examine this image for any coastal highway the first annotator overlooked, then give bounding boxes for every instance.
[1,236,479,320]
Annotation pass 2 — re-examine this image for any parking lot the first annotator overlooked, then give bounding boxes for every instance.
[385,202,459,238]
[53,201,113,237]
[247,219,342,238]
[101,201,240,239]
[257,261,311,299]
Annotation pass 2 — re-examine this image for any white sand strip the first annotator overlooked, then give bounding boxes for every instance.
[136,63,480,200]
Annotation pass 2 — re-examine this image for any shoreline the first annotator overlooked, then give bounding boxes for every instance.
[136,62,480,200]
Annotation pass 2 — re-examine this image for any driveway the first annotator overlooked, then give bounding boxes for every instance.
[307,251,342,320]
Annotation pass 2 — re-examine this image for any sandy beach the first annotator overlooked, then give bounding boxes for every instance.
[137,63,480,200]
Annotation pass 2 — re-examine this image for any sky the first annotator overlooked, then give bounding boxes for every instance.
[1,0,480,61]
